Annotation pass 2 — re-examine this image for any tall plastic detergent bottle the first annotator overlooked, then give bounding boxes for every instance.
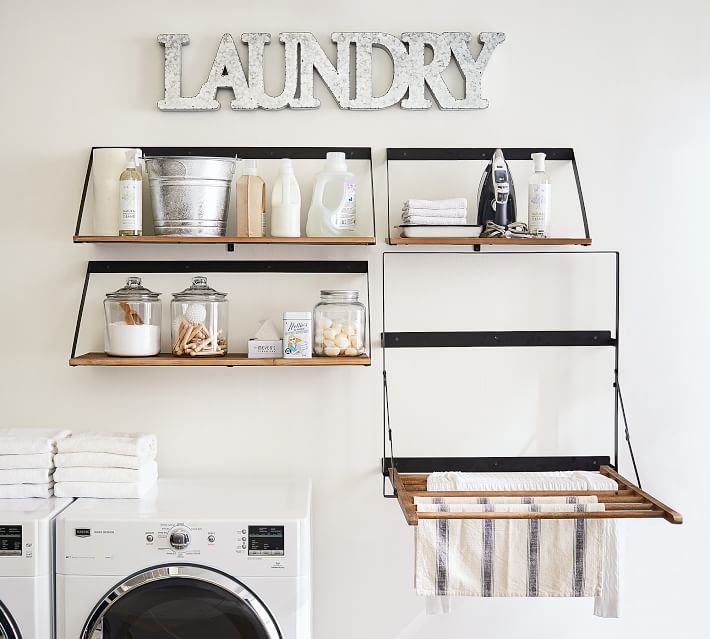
[306,152,357,236]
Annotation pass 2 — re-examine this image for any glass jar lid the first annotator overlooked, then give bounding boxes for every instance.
[173,276,227,301]
[320,290,359,301]
[106,277,160,300]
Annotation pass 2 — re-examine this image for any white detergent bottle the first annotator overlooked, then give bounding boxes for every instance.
[306,152,357,237]
[270,158,301,237]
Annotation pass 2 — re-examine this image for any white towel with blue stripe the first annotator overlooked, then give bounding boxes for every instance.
[415,500,619,618]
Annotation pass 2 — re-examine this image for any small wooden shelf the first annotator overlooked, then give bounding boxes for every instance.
[70,352,371,367]
[73,235,376,246]
[388,237,592,246]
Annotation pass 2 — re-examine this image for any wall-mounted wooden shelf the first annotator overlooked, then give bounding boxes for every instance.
[70,353,370,367]
[388,237,592,246]
[73,235,376,246]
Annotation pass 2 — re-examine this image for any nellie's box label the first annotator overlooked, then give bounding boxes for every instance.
[248,339,283,359]
[283,312,312,359]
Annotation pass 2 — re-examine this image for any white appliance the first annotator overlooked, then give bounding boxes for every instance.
[0,497,73,639]
[56,479,311,639]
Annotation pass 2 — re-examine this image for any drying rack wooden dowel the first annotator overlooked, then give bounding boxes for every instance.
[389,467,682,525]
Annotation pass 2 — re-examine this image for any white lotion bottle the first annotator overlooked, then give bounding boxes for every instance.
[118,150,143,236]
[528,153,552,237]
[306,152,357,237]
[270,158,301,237]
[528,152,551,237]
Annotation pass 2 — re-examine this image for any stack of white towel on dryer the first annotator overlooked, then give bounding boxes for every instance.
[0,428,72,498]
[54,433,158,498]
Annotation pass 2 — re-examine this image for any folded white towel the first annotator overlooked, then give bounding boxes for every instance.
[57,433,157,458]
[415,502,618,618]
[0,453,54,470]
[54,461,157,484]
[54,478,156,499]
[402,207,467,219]
[427,471,618,492]
[0,429,71,454]
[404,198,468,210]
[55,452,150,469]
[0,468,54,485]
[0,483,54,498]
[401,216,469,226]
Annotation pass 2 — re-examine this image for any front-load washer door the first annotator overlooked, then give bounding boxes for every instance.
[81,565,282,639]
[0,601,21,639]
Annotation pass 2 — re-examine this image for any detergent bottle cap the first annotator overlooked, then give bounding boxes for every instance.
[243,159,258,176]
[280,158,294,174]
[326,151,347,172]
[531,152,546,172]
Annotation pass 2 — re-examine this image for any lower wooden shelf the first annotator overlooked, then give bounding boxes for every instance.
[388,237,592,246]
[70,353,371,367]
[73,235,376,246]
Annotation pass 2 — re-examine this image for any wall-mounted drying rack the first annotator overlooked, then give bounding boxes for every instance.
[385,148,591,248]
[380,251,681,525]
[73,147,377,251]
[70,260,371,367]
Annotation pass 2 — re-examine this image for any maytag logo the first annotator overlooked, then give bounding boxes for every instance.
[75,528,91,538]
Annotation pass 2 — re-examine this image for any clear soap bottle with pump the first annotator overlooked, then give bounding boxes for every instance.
[119,150,143,236]
[527,152,551,237]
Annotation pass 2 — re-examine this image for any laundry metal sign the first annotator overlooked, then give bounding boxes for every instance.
[158,32,505,111]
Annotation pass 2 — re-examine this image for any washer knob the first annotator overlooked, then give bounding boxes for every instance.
[208,534,215,543]
[169,527,191,550]
[146,534,154,543]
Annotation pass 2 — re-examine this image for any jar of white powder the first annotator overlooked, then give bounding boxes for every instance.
[104,277,162,357]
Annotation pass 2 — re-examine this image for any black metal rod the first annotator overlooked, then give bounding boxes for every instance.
[383,456,611,475]
[86,260,368,275]
[614,252,621,469]
[571,152,590,239]
[382,330,615,349]
[386,148,575,162]
[75,149,94,235]
[98,146,373,161]
[70,265,92,359]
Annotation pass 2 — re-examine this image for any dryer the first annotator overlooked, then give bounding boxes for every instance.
[56,479,311,639]
[0,497,74,639]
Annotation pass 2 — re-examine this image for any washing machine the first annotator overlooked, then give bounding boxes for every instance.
[56,478,311,639]
[0,497,74,639]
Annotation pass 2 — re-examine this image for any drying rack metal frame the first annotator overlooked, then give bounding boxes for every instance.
[380,251,682,525]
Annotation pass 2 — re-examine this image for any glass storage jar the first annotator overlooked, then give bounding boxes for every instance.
[313,290,366,357]
[104,277,161,357]
[171,276,228,356]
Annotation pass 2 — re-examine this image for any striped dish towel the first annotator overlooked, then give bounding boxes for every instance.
[415,502,619,617]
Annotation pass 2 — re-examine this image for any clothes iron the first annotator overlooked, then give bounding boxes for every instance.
[476,148,517,227]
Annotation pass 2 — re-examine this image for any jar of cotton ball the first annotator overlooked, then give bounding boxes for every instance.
[313,290,366,357]
[104,277,162,357]
[171,276,228,357]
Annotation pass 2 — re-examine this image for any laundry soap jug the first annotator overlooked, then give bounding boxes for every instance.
[270,158,301,237]
[306,152,357,236]
[236,159,266,237]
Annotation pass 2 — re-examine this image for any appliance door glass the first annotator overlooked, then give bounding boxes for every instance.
[83,565,281,639]
[0,602,21,639]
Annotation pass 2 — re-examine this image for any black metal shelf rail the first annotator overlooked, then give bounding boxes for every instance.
[75,146,376,250]
[385,147,589,246]
[379,251,642,496]
[71,259,371,361]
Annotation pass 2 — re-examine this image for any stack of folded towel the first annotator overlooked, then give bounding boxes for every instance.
[401,198,468,225]
[54,433,158,498]
[415,471,619,618]
[0,428,72,498]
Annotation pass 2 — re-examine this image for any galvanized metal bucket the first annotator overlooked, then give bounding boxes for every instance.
[146,156,237,236]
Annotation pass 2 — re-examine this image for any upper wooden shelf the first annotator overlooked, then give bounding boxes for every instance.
[73,235,376,246]
[70,352,371,367]
[388,237,592,246]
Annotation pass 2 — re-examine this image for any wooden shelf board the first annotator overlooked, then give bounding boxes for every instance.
[69,353,371,367]
[73,235,376,246]
[388,237,592,246]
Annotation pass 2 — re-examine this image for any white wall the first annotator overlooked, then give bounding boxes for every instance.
[1,1,708,636]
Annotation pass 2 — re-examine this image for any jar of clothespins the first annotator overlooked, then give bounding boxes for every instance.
[171,276,228,357]
[104,277,162,357]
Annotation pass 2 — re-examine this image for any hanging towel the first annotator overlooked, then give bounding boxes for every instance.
[54,461,158,484]
[427,471,618,492]
[0,453,54,470]
[54,478,156,499]
[55,452,151,469]
[401,216,469,226]
[56,433,157,458]
[415,502,618,618]
[403,198,468,210]
[0,483,54,498]
[0,468,54,484]
[0,429,71,455]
